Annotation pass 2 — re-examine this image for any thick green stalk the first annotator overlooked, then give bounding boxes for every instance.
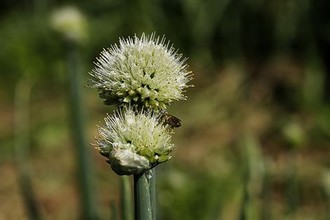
[134,173,152,220]
[149,169,156,220]
[66,41,98,219]
[120,176,133,220]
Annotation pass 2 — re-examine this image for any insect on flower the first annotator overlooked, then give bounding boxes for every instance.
[160,112,181,128]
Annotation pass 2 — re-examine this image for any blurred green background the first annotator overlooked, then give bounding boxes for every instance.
[1,0,330,219]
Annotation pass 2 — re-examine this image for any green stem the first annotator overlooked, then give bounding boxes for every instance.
[66,41,98,219]
[261,164,271,220]
[120,176,133,220]
[326,193,330,220]
[150,169,156,220]
[285,152,298,217]
[239,164,249,220]
[134,173,152,220]
[14,77,41,220]
[111,200,118,220]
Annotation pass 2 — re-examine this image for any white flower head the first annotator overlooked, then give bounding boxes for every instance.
[95,107,174,175]
[89,33,193,110]
[50,6,87,43]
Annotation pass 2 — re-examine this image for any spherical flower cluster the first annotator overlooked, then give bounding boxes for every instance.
[89,33,192,110]
[95,107,174,175]
[50,6,87,43]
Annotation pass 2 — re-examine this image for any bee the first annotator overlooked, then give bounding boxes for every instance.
[161,112,181,128]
